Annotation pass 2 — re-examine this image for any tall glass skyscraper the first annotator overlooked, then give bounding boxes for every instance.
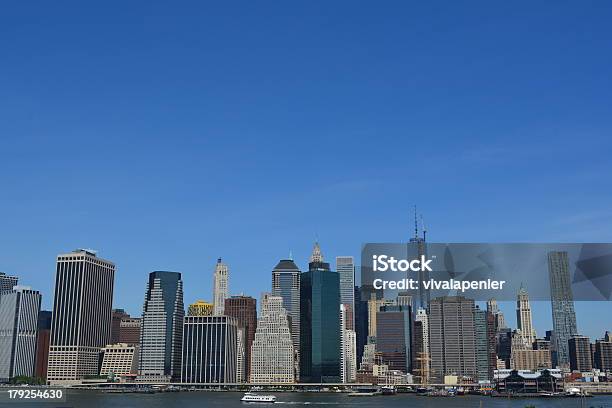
[272,259,301,354]
[300,242,341,383]
[548,251,578,367]
[409,209,429,309]
[138,271,184,382]
[181,315,239,383]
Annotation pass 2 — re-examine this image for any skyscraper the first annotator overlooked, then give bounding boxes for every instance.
[429,296,477,383]
[594,335,612,371]
[0,286,41,381]
[340,303,357,383]
[474,306,489,382]
[300,242,341,383]
[485,310,498,380]
[138,271,184,382]
[496,328,512,368]
[336,256,355,329]
[213,258,229,316]
[516,284,536,346]
[355,284,381,365]
[47,250,115,384]
[375,304,412,373]
[548,251,578,367]
[250,294,295,384]
[569,335,593,372]
[409,209,429,309]
[272,259,301,365]
[486,298,507,331]
[225,295,257,380]
[181,315,239,383]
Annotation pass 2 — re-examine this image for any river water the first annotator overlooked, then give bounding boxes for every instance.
[12,390,612,408]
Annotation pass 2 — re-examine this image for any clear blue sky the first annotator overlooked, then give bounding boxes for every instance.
[1,1,611,339]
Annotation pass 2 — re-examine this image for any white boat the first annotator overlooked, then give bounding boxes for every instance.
[348,387,381,396]
[241,392,277,403]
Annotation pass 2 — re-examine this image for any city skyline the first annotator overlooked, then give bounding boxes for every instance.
[3,243,608,341]
[1,244,610,386]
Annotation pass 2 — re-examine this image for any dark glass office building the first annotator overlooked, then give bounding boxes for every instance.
[181,315,239,383]
[375,304,412,373]
[272,259,301,355]
[138,271,184,381]
[300,243,341,383]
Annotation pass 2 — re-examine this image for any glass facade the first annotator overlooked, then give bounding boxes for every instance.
[139,271,184,380]
[375,305,411,373]
[300,259,341,383]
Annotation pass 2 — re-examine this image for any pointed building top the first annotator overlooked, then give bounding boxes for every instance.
[310,241,323,263]
[413,205,419,239]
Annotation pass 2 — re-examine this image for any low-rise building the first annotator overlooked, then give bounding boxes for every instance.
[100,343,139,378]
[494,369,563,394]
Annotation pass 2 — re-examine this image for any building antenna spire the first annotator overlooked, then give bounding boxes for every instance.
[289,249,293,260]
[413,205,419,239]
[421,213,427,241]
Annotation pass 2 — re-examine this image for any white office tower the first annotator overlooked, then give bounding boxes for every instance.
[250,294,294,383]
[340,304,357,383]
[516,284,537,346]
[0,286,41,381]
[47,250,115,385]
[336,257,355,329]
[236,327,246,383]
[213,258,229,316]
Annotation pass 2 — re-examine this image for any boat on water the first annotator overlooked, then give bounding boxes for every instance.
[565,387,592,398]
[380,386,397,395]
[241,392,277,403]
[348,387,382,396]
